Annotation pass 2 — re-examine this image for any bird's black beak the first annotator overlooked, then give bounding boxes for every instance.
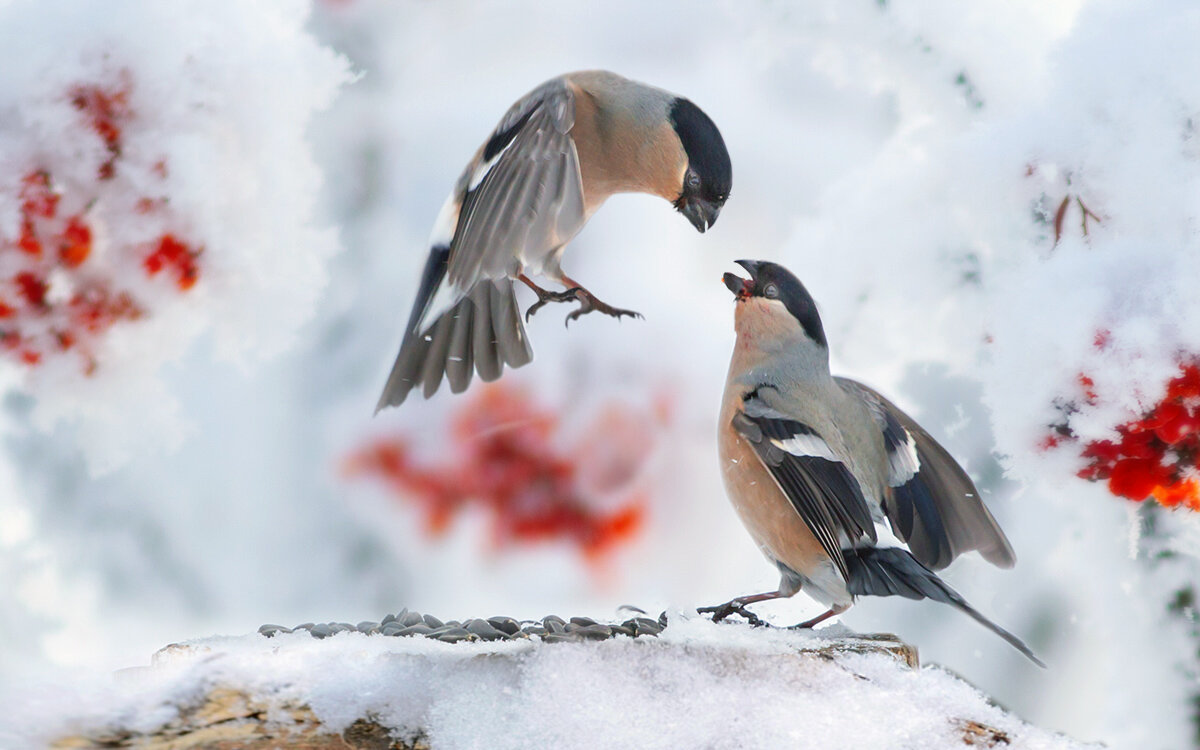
[681,198,721,233]
[724,260,760,298]
[735,259,763,279]
[722,272,748,297]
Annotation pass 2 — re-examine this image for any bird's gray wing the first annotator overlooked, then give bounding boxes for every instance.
[734,387,878,582]
[445,78,586,293]
[376,81,578,411]
[835,377,1016,570]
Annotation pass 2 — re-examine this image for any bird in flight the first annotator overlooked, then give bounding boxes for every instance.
[377,70,731,411]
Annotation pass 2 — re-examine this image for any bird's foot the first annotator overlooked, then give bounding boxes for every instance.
[563,288,643,327]
[697,600,767,627]
[523,286,581,322]
[518,274,642,326]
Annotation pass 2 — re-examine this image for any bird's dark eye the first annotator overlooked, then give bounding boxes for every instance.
[686,171,701,190]
[763,283,779,299]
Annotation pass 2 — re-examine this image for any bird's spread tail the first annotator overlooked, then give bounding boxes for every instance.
[376,249,532,411]
[846,547,1045,667]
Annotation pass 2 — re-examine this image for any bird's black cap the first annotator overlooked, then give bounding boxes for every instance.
[727,260,827,348]
[669,98,732,206]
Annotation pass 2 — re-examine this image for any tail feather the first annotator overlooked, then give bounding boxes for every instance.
[491,279,533,369]
[846,547,1045,667]
[472,283,502,382]
[444,294,475,393]
[376,263,534,411]
[420,312,455,399]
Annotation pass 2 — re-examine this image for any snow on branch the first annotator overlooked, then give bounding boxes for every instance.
[0,0,350,471]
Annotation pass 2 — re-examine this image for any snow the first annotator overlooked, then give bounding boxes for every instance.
[1,618,1092,750]
[1,1,1198,748]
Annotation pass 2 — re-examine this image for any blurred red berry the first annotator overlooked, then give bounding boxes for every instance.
[1167,365,1200,399]
[344,384,654,562]
[1117,428,1158,459]
[14,272,47,309]
[59,215,92,267]
[1077,374,1098,405]
[144,234,200,291]
[17,220,41,257]
[1155,409,1200,446]
[1153,479,1198,509]
[19,171,59,219]
[1141,401,1182,431]
[1107,458,1169,501]
[1081,439,1120,463]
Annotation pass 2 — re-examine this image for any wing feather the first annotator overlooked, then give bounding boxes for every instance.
[836,377,1016,570]
[445,79,585,293]
[733,389,878,582]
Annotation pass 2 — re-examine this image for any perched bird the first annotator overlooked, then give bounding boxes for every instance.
[377,70,732,411]
[707,259,1042,665]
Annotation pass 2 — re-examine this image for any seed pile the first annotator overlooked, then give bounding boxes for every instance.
[258,609,668,644]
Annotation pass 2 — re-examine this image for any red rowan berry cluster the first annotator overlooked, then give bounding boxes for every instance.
[1,77,200,374]
[1046,352,1200,510]
[344,384,649,560]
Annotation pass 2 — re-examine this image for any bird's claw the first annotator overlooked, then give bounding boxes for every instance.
[697,601,767,627]
[524,287,581,323]
[563,290,643,328]
[521,278,643,327]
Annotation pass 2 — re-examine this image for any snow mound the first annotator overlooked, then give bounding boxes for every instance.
[20,617,1090,750]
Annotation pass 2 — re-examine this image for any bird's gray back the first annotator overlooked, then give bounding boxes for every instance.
[565,70,676,129]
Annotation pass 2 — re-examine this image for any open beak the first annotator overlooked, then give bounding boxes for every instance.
[681,198,721,233]
[724,260,761,299]
[723,260,763,299]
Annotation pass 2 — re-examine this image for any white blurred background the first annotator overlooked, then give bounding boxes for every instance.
[3,1,1200,748]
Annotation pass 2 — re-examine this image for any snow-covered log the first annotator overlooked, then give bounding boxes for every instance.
[41,618,1088,750]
